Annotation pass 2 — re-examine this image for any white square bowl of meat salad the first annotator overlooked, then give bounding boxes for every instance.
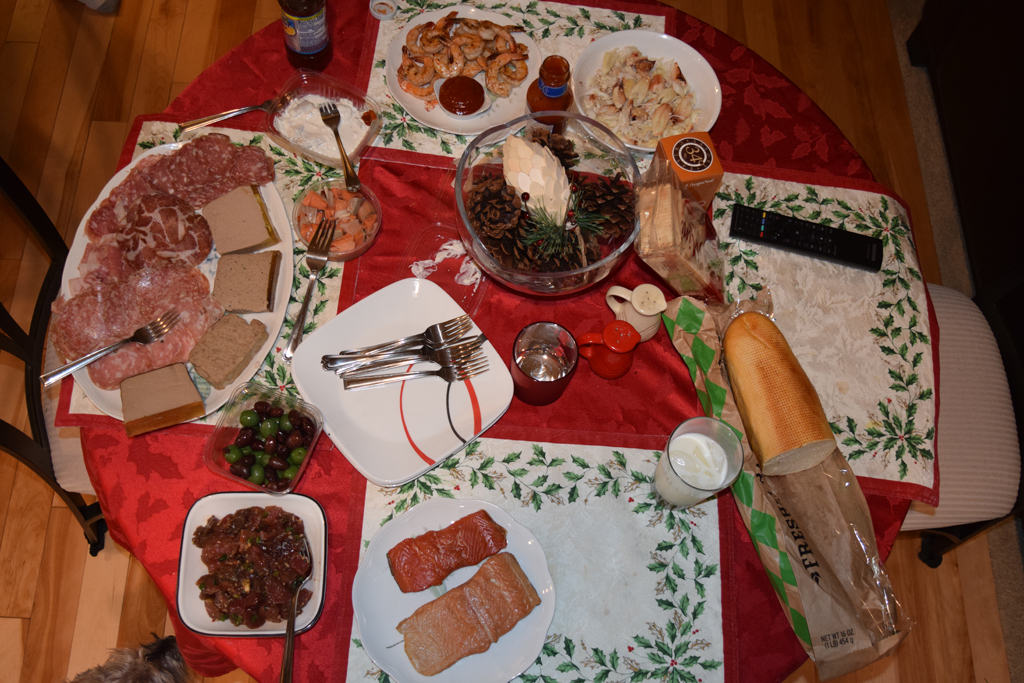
[176,491,327,636]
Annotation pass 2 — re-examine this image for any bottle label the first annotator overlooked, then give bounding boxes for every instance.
[282,8,328,55]
[539,81,568,98]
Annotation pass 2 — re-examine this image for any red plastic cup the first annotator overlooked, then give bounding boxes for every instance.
[510,322,578,406]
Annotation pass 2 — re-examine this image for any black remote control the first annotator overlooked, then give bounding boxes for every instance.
[728,204,884,271]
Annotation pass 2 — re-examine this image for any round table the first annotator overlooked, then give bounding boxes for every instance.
[75,1,926,681]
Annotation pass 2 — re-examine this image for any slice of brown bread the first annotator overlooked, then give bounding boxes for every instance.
[189,314,269,390]
[203,186,279,254]
[120,363,205,436]
[213,251,281,313]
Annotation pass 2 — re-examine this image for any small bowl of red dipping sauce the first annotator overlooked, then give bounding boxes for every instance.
[434,75,492,119]
[291,179,382,261]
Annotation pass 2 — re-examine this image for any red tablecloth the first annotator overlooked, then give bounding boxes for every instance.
[59,1,934,681]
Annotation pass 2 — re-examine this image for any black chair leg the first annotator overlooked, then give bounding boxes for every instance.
[87,519,108,557]
[906,19,929,67]
[918,515,1014,567]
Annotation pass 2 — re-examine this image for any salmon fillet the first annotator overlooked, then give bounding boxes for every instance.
[387,509,508,593]
[397,553,541,676]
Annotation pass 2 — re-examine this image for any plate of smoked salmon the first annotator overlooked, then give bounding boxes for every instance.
[351,499,555,682]
[290,278,514,487]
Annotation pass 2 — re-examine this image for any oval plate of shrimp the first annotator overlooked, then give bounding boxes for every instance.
[572,30,722,151]
[385,8,540,135]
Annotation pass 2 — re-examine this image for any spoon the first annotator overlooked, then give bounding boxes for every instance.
[280,535,314,683]
[179,99,276,133]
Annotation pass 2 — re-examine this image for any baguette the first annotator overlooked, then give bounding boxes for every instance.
[723,312,836,475]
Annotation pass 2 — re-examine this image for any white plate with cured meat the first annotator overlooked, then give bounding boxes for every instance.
[176,492,327,636]
[385,8,541,136]
[290,278,514,487]
[58,141,293,420]
[351,498,555,683]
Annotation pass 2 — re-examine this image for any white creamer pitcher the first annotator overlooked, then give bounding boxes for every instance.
[605,284,667,342]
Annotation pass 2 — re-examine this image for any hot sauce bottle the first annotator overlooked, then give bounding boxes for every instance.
[278,0,332,71]
[527,55,573,134]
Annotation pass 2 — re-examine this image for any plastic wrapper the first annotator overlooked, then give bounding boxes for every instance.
[662,292,911,679]
[635,154,724,302]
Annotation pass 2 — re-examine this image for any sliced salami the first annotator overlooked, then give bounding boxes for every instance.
[83,156,162,241]
[228,145,276,187]
[51,262,224,389]
[86,295,225,390]
[117,194,214,272]
[140,134,237,203]
[70,242,126,297]
[137,134,275,208]
[82,134,276,244]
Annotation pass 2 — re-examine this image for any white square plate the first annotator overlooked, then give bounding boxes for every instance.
[176,492,327,636]
[351,498,555,683]
[290,278,514,487]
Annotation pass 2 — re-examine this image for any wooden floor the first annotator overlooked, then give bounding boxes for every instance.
[0,0,1009,681]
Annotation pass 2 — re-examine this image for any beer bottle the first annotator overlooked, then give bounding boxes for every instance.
[279,0,332,71]
[526,55,573,135]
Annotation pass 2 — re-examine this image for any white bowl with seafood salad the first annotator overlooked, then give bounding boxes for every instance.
[571,30,721,151]
[263,70,383,169]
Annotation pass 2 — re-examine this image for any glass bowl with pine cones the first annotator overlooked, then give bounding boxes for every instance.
[455,111,641,297]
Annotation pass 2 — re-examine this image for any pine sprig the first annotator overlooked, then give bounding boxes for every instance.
[521,192,603,262]
[521,204,571,257]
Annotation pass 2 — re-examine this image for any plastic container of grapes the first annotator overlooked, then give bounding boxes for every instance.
[202,382,325,495]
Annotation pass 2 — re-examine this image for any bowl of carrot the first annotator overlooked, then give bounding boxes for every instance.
[291,180,382,261]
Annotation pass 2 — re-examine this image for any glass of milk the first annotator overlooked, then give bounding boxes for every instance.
[654,417,743,508]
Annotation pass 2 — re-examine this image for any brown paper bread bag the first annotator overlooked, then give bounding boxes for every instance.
[663,293,909,679]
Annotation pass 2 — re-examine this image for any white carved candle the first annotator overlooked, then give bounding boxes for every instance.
[501,135,570,224]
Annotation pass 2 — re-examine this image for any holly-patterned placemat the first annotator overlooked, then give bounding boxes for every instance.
[346,438,725,683]
[709,173,936,497]
[366,0,666,159]
[66,122,348,421]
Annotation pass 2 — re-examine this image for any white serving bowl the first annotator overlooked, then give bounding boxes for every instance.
[571,29,722,152]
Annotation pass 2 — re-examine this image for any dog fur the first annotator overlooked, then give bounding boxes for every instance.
[68,636,190,683]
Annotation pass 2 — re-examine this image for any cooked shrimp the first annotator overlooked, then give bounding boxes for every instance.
[476,20,504,40]
[501,43,529,84]
[399,72,438,101]
[485,52,525,97]
[489,23,519,53]
[451,32,484,60]
[493,34,516,53]
[456,17,481,34]
[399,46,435,86]
[420,11,458,52]
[406,22,432,55]
[461,55,487,78]
[434,38,466,78]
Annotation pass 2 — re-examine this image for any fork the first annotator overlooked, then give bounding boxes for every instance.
[179,98,275,133]
[319,103,360,192]
[343,354,489,390]
[282,217,335,363]
[328,334,487,375]
[40,309,180,387]
[280,534,313,683]
[329,315,473,359]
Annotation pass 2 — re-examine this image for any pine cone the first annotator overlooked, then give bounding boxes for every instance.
[526,129,579,169]
[577,172,634,238]
[466,176,522,241]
